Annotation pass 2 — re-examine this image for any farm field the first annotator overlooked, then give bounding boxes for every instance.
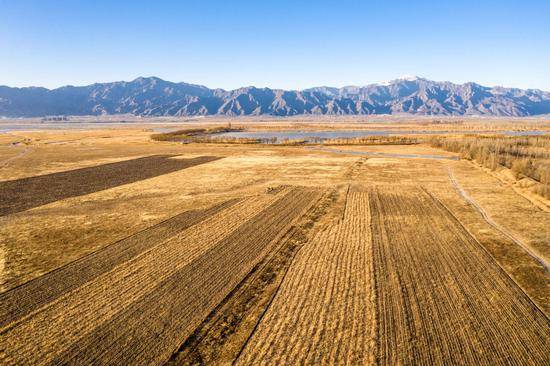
[235,188,376,365]
[0,155,219,216]
[1,187,322,364]
[369,186,548,364]
[234,186,548,365]
[0,120,549,365]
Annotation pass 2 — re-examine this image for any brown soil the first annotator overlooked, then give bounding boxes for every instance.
[0,187,321,365]
[370,186,549,365]
[0,198,239,328]
[168,189,338,365]
[0,122,548,365]
[0,155,219,216]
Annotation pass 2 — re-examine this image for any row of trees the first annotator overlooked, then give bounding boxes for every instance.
[429,135,550,198]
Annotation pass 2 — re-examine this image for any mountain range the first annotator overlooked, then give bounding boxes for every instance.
[1,76,550,117]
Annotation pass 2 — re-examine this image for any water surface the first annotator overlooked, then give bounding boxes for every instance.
[219,129,547,142]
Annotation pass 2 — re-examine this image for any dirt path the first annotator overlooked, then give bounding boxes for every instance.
[448,168,549,273]
[0,145,32,170]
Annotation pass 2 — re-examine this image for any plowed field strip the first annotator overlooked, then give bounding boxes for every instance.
[168,190,337,366]
[0,187,320,365]
[236,190,375,365]
[53,188,321,366]
[0,198,240,328]
[0,155,220,216]
[370,186,550,366]
[0,190,287,364]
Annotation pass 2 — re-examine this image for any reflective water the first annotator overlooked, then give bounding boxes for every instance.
[1,123,547,138]
[219,129,547,142]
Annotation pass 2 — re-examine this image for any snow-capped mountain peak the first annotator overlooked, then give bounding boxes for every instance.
[374,75,423,86]
[395,74,421,81]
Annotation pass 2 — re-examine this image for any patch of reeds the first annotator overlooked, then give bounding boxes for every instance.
[151,126,243,142]
[323,136,419,145]
[153,129,420,146]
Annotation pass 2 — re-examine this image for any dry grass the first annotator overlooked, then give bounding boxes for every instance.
[429,135,550,198]
[235,188,376,364]
[0,121,548,365]
[369,186,549,364]
[0,187,321,365]
[150,126,243,142]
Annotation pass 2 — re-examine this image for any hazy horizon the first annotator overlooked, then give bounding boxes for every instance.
[1,0,549,91]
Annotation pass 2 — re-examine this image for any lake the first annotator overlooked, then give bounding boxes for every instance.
[218,129,547,142]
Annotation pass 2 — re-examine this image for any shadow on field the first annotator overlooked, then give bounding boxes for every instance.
[0,155,220,216]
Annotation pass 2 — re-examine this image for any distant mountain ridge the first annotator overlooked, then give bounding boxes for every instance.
[1,76,550,117]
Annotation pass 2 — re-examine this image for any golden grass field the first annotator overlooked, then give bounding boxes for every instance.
[0,118,548,365]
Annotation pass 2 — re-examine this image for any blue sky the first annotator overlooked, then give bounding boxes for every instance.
[1,0,549,90]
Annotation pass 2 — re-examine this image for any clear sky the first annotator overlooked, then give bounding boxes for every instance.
[1,0,549,90]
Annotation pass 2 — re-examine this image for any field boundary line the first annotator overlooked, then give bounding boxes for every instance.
[340,184,350,222]
[0,198,241,297]
[447,168,549,273]
[231,191,327,365]
[421,185,549,319]
[367,188,380,366]
[230,232,301,366]
[0,145,32,170]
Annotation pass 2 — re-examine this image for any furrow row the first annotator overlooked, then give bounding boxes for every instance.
[370,186,549,365]
[0,189,294,364]
[55,188,321,365]
[0,198,240,328]
[236,190,375,365]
